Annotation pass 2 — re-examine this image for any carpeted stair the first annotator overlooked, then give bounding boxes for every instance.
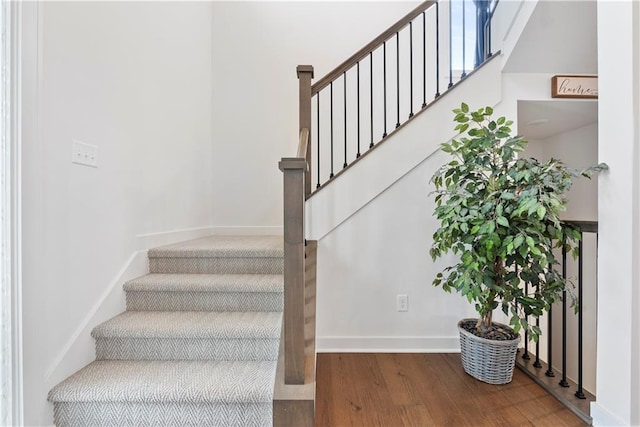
[48,235,284,426]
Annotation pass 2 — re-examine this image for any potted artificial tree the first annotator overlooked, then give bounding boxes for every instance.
[430,104,607,384]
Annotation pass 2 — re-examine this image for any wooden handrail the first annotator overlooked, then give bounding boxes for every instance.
[297,66,314,197]
[311,1,436,95]
[297,128,310,159]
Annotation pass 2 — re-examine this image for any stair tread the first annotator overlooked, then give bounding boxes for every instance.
[91,311,282,339]
[148,235,283,259]
[124,273,283,293]
[48,360,276,403]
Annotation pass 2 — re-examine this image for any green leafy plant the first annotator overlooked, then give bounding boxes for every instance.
[430,104,607,341]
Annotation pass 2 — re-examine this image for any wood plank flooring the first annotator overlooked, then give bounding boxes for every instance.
[316,353,586,427]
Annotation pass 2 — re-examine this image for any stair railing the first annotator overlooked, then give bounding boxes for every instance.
[282,0,501,386]
[278,129,309,384]
[297,0,498,194]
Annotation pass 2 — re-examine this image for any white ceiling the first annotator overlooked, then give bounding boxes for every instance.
[503,0,598,74]
[517,100,597,140]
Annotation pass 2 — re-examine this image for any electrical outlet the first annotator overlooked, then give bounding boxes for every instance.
[72,140,98,168]
[397,294,408,312]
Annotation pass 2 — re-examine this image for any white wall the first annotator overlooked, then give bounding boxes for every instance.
[210,1,420,229]
[523,122,599,221]
[592,1,640,426]
[20,2,214,425]
[316,149,478,351]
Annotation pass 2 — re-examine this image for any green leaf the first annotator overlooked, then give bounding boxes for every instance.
[513,234,524,249]
[496,216,509,227]
[537,205,547,220]
[485,106,493,115]
[461,103,469,113]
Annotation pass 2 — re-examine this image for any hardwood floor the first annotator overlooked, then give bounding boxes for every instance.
[315,353,586,427]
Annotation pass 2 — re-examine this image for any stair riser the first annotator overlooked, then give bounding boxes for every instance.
[149,257,283,274]
[95,338,279,361]
[53,401,271,427]
[126,291,284,312]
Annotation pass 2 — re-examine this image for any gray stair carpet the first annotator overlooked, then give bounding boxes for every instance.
[125,273,283,311]
[148,235,284,275]
[48,235,284,426]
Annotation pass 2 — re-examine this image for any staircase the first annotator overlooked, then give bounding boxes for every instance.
[48,235,284,426]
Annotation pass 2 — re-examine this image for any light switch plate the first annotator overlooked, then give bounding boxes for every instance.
[72,140,98,168]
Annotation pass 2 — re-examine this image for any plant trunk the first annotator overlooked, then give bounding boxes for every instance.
[476,311,493,334]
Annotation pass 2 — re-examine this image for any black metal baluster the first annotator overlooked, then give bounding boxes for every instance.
[534,311,542,368]
[448,0,453,89]
[559,235,570,387]
[316,94,320,189]
[357,62,361,158]
[523,276,530,360]
[575,238,586,399]
[396,32,400,129]
[435,2,441,98]
[343,71,347,169]
[330,82,334,179]
[383,41,388,138]
[461,0,467,79]
[422,12,427,108]
[370,52,374,148]
[545,263,555,377]
[487,1,493,58]
[409,21,414,118]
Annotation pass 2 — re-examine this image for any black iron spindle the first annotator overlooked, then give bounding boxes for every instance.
[448,0,453,89]
[396,32,400,129]
[422,12,427,108]
[370,52,374,148]
[487,15,492,59]
[357,62,361,158]
[523,276,530,360]
[545,265,555,377]
[575,238,586,399]
[383,41,388,138]
[534,312,542,368]
[343,71,347,169]
[559,235,569,387]
[409,21,414,118]
[435,2,441,98]
[461,0,467,79]
[330,82,334,179]
[316,95,320,189]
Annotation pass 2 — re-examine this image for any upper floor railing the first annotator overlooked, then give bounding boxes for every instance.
[298,0,500,194]
[517,220,598,424]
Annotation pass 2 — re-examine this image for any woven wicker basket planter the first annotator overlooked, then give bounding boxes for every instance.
[458,318,521,385]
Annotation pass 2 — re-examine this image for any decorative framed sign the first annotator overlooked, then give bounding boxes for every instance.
[551,75,598,99]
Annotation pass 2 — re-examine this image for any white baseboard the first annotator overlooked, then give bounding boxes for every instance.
[44,250,148,386]
[591,402,630,427]
[135,226,283,250]
[316,336,460,353]
[209,226,283,236]
[136,226,215,250]
[45,226,222,387]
